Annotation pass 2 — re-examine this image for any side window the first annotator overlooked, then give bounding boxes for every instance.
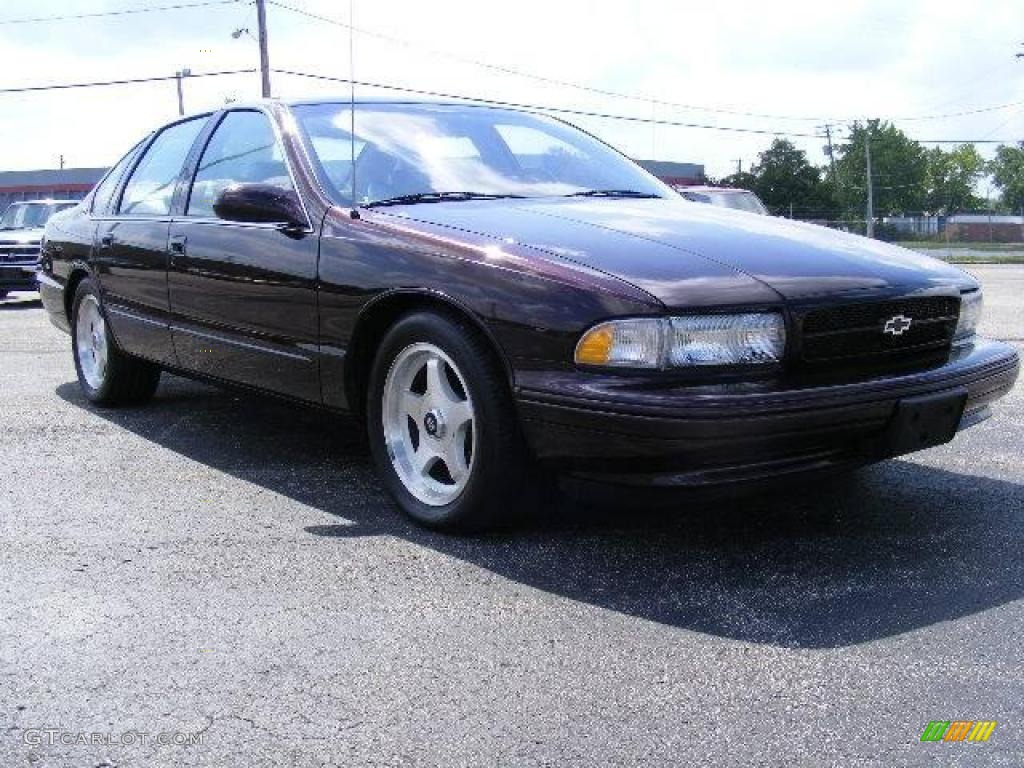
[119,118,205,216]
[187,111,294,218]
[90,141,144,215]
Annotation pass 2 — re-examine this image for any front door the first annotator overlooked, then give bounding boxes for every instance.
[168,109,320,402]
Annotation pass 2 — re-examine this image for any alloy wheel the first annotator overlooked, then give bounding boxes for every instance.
[76,294,108,390]
[382,342,477,506]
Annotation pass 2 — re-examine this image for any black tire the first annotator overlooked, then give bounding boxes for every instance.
[71,277,161,406]
[366,311,533,531]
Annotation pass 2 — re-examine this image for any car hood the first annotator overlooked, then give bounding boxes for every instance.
[377,198,973,307]
[0,228,43,245]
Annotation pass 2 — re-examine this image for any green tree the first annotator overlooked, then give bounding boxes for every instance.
[834,120,927,219]
[923,144,986,214]
[989,143,1024,214]
[746,139,834,218]
[717,170,757,190]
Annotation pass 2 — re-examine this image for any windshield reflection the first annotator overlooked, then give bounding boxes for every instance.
[294,103,670,207]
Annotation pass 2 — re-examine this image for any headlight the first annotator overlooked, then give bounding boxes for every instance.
[955,291,983,339]
[575,313,785,369]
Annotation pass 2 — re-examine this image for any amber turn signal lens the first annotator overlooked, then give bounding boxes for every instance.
[575,324,614,365]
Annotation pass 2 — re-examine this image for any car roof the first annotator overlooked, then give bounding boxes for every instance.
[9,199,78,205]
[680,186,751,194]
[214,97,522,111]
[287,97,486,107]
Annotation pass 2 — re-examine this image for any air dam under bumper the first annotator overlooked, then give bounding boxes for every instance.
[515,338,1019,488]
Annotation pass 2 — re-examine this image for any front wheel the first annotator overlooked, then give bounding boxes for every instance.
[366,311,532,531]
[71,278,161,406]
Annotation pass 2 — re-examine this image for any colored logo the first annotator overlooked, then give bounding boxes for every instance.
[883,314,913,336]
[920,721,997,742]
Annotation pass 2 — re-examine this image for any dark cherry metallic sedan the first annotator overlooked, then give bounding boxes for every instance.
[39,100,1019,530]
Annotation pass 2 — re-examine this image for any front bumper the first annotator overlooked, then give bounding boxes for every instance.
[37,270,71,332]
[515,338,1020,487]
[0,263,40,292]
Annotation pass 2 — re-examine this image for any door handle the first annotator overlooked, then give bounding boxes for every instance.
[169,235,187,255]
[99,233,114,248]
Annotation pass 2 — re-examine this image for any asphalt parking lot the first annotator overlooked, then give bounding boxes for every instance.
[1,265,1022,767]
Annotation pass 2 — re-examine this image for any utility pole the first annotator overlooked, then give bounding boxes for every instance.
[865,134,874,238]
[58,154,64,170]
[821,124,837,184]
[175,68,190,115]
[734,158,743,175]
[256,0,272,98]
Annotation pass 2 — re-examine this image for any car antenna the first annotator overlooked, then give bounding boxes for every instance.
[348,0,359,220]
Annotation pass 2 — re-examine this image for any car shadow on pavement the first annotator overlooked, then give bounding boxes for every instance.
[0,297,43,310]
[57,375,1024,650]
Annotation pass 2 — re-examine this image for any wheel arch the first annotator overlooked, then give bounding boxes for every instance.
[344,289,514,417]
[63,264,92,324]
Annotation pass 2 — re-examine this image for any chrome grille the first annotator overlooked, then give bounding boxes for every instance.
[0,246,39,264]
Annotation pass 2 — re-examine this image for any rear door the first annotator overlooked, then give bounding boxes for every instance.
[95,117,207,364]
[167,109,320,402]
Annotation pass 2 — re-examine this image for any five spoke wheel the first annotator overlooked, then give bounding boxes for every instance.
[75,293,109,390]
[71,277,161,406]
[382,343,477,506]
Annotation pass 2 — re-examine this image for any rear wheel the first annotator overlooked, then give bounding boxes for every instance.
[71,278,160,406]
[367,311,532,531]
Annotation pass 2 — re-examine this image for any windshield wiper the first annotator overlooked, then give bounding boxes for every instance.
[363,192,525,208]
[566,189,661,198]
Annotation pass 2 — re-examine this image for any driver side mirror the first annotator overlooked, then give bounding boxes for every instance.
[212,183,307,230]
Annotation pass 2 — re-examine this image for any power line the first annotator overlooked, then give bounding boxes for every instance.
[895,100,1024,122]
[901,137,1011,145]
[271,68,825,138]
[273,68,1019,144]
[0,63,1014,146]
[0,0,242,26]
[976,109,1022,141]
[266,0,837,123]
[825,124,1012,146]
[2,0,1016,128]
[917,61,1017,114]
[0,69,256,95]
[266,0,1024,126]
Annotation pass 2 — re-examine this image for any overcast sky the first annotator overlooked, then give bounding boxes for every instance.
[1,0,1022,181]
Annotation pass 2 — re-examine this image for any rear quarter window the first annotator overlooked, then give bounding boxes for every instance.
[90,141,145,216]
[118,118,206,216]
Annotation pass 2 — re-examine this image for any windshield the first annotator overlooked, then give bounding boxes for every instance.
[681,190,767,215]
[293,103,671,207]
[0,201,76,229]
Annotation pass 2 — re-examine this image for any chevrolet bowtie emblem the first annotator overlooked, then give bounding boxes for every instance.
[883,314,913,336]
